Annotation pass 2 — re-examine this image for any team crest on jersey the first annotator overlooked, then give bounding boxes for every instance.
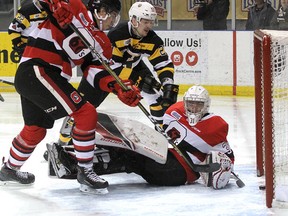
[70,91,82,104]
[171,110,181,120]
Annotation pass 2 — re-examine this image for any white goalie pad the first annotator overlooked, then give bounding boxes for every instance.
[95,112,168,164]
[200,151,232,189]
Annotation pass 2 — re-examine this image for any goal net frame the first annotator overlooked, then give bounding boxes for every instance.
[254,29,288,208]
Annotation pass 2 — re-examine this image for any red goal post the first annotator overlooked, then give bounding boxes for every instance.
[254,30,288,208]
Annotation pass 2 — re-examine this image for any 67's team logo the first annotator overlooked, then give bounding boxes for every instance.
[70,91,82,104]
[62,27,94,60]
[165,120,187,144]
[167,127,181,142]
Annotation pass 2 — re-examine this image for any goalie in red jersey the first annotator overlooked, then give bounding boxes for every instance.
[162,85,235,189]
[0,0,142,193]
[47,85,235,189]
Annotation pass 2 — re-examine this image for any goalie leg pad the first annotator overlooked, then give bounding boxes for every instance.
[201,151,232,189]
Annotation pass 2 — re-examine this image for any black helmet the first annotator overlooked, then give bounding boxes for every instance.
[87,0,121,14]
[87,0,121,29]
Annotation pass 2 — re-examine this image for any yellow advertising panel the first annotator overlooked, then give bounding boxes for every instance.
[0,32,19,77]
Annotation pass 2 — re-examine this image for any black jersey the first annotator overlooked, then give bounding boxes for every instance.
[8,1,47,48]
[107,22,174,83]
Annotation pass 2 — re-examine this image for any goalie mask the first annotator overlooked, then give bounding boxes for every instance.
[183,85,211,126]
[87,0,121,29]
[129,2,158,26]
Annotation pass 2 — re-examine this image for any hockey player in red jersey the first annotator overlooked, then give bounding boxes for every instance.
[47,85,235,189]
[0,0,141,193]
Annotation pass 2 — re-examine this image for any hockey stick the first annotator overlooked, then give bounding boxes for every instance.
[69,23,220,173]
[0,79,14,86]
[0,79,15,102]
[231,171,245,188]
[0,93,4,102]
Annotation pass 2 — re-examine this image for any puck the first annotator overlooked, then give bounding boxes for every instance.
[259,185,266,190]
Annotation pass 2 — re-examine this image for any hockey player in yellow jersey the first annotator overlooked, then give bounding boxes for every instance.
[8,0,47,57]
[110,1,178,123]
[77,1,179,125]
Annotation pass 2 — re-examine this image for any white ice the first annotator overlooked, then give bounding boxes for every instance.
[0,92,288,216]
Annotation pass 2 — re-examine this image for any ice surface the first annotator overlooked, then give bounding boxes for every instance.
[0,93,288,216]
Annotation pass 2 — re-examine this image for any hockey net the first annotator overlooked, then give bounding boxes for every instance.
[254,30,288,208]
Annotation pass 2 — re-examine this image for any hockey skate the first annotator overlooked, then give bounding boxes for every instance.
[0,161,35,185]
[43,117,74,161]
[46,143,68,178]
[77,165,109,194]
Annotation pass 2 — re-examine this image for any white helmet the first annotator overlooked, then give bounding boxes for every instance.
[129,2,158,24]
[183,85,211,126]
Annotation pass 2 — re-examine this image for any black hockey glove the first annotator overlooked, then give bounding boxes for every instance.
[161,84,179,111]
[140,75,161,94]
[13,43,26,57]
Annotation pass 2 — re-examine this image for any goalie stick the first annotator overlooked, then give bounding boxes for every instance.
[68,23,220,173]
[0,79,14,86]
[231,171,245,188]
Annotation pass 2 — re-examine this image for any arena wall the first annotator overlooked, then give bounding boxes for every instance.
[0,31,254,96]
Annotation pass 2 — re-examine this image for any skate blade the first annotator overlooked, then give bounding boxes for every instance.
[79,184,109,194]
[0,180,34,187]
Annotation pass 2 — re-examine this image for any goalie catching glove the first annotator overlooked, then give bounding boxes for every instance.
[200,151,233,189]
[110,80,142,107]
